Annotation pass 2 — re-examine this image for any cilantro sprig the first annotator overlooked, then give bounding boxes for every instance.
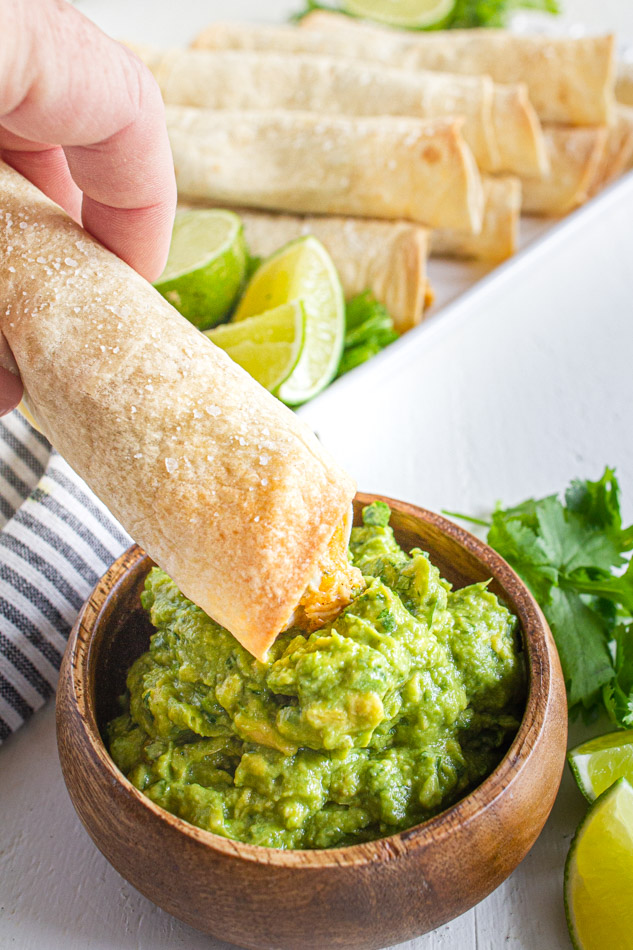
[448,469,633,726]
[336,292,399,378]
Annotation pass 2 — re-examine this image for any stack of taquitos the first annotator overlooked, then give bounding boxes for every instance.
[0,162,363,661]
[192,17,620,221]
[135,16,623,334]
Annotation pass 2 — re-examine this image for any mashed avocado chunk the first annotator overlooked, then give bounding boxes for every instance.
[108,503,525,849]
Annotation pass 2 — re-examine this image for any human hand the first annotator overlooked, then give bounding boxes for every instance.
[0,0,177,415]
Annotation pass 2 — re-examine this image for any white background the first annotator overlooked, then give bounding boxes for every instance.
[1,2,633,948]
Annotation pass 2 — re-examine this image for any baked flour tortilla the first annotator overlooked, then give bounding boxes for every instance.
[616,62,633,106]
[432,176,521,262]
[522,126,608,216]
[297,12,616,126]
[0,161,356,660]
[166,106,484,233]
[136,44,548,177]
[193,18,615,126]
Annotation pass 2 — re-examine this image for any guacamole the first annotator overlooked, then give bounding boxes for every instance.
[108,502,525,849]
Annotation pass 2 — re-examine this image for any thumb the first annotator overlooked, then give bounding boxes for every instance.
[0,333,23,416]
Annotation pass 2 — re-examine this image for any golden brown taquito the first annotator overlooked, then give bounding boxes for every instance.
[616,61,633,106]
[0,161,357,661]
[166,106,484,233]
[432,176,521,262]
[588,105,633,194]
[136,43,550,176]
[521,126,608,216]
[193,18,615,125]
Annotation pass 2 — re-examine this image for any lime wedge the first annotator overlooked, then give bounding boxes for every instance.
[234,237,344,406]
[569,730,633,802]
[206,301,305,393]
[342,0,456,29]
[154,209,247,330]
[565,778,633,950]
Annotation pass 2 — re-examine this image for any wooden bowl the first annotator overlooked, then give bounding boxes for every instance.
[56,493,567,950]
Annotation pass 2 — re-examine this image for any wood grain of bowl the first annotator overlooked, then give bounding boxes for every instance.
[56,493,568,950]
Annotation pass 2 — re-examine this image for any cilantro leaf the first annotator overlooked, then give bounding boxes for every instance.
[336,292,398,379]
[449,467,633,727]
[448,0,559,27]
[535,496,623,575]
[566,560,633,617]
[566,467,622,534]
[545,587,614,710]
[487,511,557,604]
[604,624,633,728]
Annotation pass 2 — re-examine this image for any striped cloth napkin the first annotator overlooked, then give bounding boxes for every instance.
[0,409,130,744]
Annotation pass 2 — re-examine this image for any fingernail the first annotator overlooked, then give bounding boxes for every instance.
[0,366,24,416]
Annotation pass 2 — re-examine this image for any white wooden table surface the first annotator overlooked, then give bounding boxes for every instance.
[2,2,633,948]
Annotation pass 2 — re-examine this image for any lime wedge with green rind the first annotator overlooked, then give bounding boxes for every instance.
[564,777,633,950]
[234,236,344,406]
[342,0,456,29]
[206,301,305,394]
[568,729,633,802]
[154,209,247,330]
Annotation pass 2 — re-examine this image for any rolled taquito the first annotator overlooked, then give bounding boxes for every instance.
[491,85,547,178]
[432,176,521,263]
[136,44,546,176]
[166,106,484,233]
[0,161,359,661]
[616,62,633,106]
[521,126,608,216]
[297,12,616,126]
[232,210,432,332]
[193,19,615,126]
[588,105,633,195]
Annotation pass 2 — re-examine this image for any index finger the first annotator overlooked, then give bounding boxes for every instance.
[0,0,176,281]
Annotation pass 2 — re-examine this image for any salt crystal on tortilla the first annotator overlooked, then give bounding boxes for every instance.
[165,458,178,473]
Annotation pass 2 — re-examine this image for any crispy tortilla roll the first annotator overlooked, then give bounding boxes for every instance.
[234,210,431,332]
[137,45,549,177]
[491,85,548,178]
[297,12,616,126]
[432,176,521,263]
[0,161,360,661]
[166,106,484,233]
[616,62,633,106]
[521,126,608,216]
[588,105,633,194]
[136,45,503,173]
[193,19,615,126]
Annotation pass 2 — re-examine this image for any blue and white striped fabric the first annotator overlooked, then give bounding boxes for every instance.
[0,409,130,743]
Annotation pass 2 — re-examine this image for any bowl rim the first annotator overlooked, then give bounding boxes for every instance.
[63,491,557,869]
